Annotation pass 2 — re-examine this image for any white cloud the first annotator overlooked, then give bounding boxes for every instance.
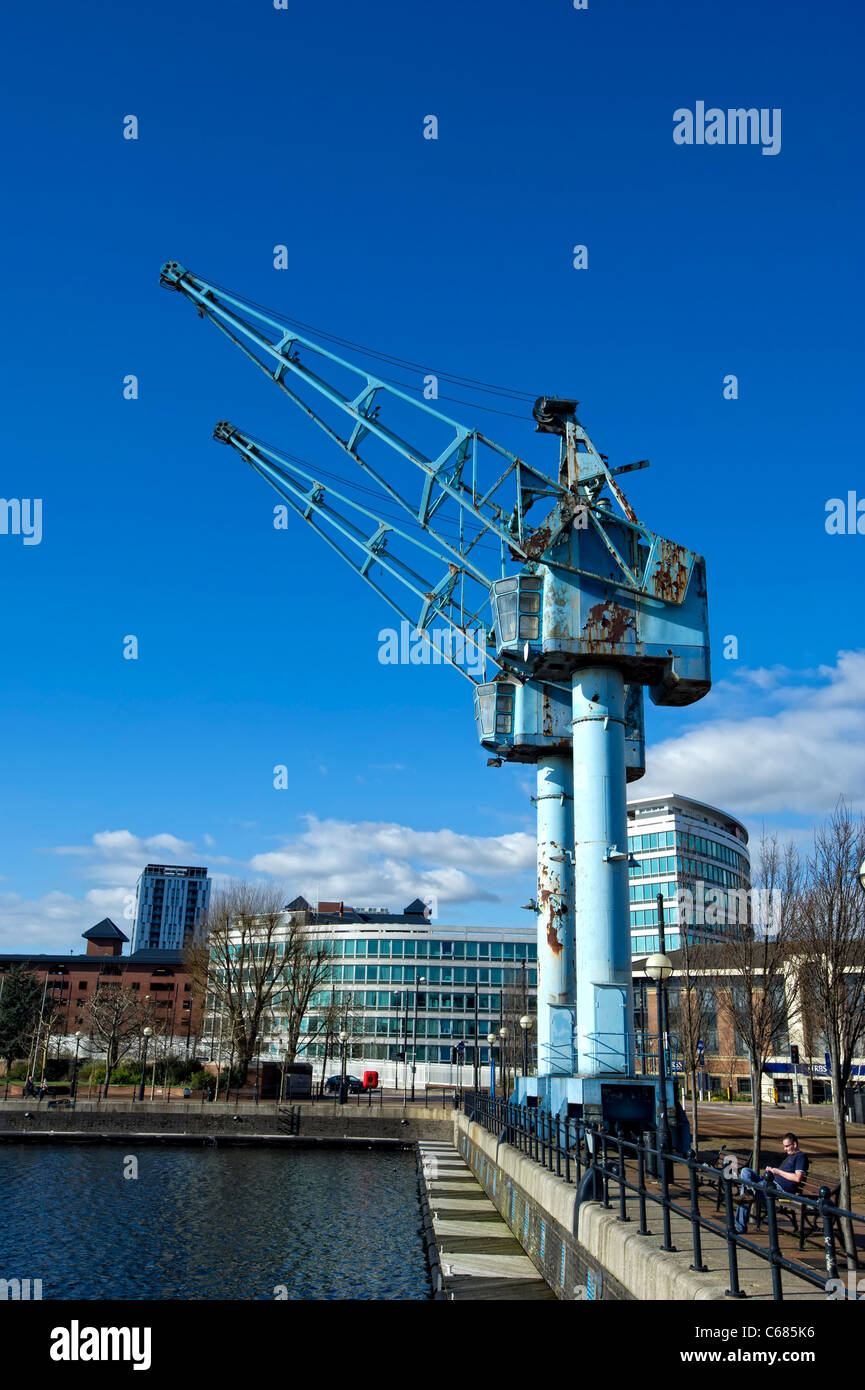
[4,831,231,951]
[642,650,865,818]
[0,888,133,952]
[49,829,198,868]
[248,815,534,907]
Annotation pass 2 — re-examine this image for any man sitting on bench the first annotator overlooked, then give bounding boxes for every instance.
[735,1133,809,1234]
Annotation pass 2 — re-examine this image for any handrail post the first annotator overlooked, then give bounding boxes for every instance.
[599,1127,611,1209]
[659,1130,676,1252]
[555,1114,562,1178]
[722,1175,746,1298]
[616,1130,628,1222]
[637,1132,649,1235]
[764,1181,784,1301]
[818,1186,840,1283]
[687,1155,707,1271]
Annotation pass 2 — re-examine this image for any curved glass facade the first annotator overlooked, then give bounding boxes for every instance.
[626,794,751,955]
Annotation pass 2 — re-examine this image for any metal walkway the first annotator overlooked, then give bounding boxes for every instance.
[418,1140,556,1301]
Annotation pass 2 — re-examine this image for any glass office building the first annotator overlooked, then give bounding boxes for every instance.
[626,793,750,955]
[243,899,537,1089]
[215,790,749,1087]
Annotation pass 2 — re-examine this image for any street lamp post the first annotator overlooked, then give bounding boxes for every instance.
[499,1025,509,1100]
[411,976,426,1102]
[656,891,671,1049]
[71,1031,83,1099]
[402,991,410,1106]
[644,953,673,1175]
[150,1030,160,1102]
[138,1027,153,1103]
[487,1031,497,1098]
[338,1029,349,1105]
[519,1015,532,1078]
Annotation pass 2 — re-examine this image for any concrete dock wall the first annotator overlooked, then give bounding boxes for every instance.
[0,1104,453,1144]
[456,1113,751,1301]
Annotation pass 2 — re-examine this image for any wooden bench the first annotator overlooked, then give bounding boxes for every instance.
[754,1178,842,1250]
[695,1147,754,1212]
[695,1148,842,1251]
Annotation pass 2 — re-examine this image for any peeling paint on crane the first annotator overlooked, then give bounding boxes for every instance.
[650,539,691,603]
[581,600,636,652]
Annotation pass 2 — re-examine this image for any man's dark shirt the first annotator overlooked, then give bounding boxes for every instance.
[773,1150,808,1193]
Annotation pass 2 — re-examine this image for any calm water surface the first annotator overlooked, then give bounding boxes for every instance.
[1,1146,430,1300]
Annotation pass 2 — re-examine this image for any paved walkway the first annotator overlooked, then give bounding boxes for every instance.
[593,1171,835,1300]
[418,1140,556,1301]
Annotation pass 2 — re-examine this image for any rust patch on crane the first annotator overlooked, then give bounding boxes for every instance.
[542,688,554,738]
[524,523,553,559]
[581,599,636,652]
[651,539,690,603]
[539,852,566,955]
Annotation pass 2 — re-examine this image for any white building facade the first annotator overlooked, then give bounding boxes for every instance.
[206,792,751,1090]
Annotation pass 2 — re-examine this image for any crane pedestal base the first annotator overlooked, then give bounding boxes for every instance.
[511,1074,683,1148]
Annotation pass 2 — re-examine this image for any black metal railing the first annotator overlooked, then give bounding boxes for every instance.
[460,1090,864,1300]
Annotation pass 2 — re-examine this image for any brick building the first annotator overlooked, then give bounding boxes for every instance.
[0,918,202,1065]
[636,944,865,1106]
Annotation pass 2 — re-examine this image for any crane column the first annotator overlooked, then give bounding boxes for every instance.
[535,754,575,1078]
[571,667,633,1079]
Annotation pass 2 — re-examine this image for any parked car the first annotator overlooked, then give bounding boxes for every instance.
[324,1074,364,1095]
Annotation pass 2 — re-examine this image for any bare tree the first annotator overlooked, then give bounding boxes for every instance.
[274,979,356,1094]
[307,989,345,1094]
[84,983,149,1096]
[667,864,719,1152]
[139,996,176,1097]
[717,834,801,1171]
[793,801,865,1269]
[186,882,333,1084]
[666,935,714,1152]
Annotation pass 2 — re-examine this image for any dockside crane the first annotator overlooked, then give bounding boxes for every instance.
[161,261,710,1128]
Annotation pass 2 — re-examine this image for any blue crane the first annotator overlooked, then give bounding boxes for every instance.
[161,261,710,1129]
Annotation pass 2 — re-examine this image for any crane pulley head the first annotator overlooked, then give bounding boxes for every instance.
[532,396,580,434]
[162,261,711,714]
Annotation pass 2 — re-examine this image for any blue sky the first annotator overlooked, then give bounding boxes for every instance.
[1,0,863,950]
